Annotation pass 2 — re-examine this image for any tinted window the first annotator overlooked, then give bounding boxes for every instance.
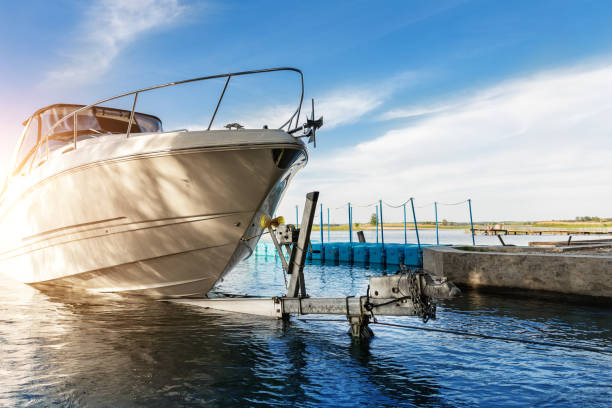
[38,105,163,152]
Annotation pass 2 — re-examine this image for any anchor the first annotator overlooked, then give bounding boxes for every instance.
[169,191,460,340]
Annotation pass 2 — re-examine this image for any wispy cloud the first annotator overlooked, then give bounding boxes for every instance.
[278,63,612,221]
[45,0,186,85]
[229,87,390,131]
[316,87,389,129]
[196,71,422,131]
[317,72,420,129]
[378,103,454,121]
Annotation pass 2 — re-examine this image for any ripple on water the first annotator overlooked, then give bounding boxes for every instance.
[1,256,611,407]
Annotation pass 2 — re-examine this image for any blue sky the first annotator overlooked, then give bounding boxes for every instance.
[1,0,611,222]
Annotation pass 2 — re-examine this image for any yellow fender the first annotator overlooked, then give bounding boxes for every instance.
[259,215,285,229]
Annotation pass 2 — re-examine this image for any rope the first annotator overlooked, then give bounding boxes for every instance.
[298,318,346,322]
[241,230,269,242]
[383,200,410,208]
[324,199,469,211]
[437,200,468,206]
[295,319,612,354]
[330,202,377,210]
[351,202,378,208]
[332,203,376,209]
[371,321,612,354]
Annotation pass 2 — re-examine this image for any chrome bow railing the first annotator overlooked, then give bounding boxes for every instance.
[40,67,305,160]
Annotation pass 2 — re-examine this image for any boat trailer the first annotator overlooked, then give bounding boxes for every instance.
[170,192,460,339]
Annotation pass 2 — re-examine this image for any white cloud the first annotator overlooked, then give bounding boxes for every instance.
[378,104,454,121]
[277,63,612,222]
[316,72,420,129]
[232,87,388,131]
[316,88,388,129]
[197,72,421,131]
[45,0,186,85]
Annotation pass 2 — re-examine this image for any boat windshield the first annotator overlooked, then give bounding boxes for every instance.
[40,105,162,147]
[10,105,162,177]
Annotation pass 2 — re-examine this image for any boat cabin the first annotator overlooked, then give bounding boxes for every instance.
[12,104,162,177]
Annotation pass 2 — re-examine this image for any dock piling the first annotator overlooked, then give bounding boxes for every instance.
[319,204,324,245]
[327,207,330,242]
[468,199,475,246]
[403,203,407,245]
[379,200,385,249]
[410,198,422,263]
[435,201,439,245]
[348,202,353,244]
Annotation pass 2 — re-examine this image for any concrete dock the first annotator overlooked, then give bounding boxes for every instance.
[423,245,612,304]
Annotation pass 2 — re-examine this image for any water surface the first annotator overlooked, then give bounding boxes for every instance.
[1,232,611,407]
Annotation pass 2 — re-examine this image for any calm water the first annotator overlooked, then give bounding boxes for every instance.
[1,230,611,407]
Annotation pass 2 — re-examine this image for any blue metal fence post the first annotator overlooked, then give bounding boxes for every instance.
[403,203,407,245]
[379,200,384,249]
[410,198,421,252]
[350,206,354,243]
[327,207,330,242]
[320,203,324,244]
[435,201,439,245]
[296,205,299,228]
[375,206,379,244]
[348,202,353,244]
[468,198,475,246]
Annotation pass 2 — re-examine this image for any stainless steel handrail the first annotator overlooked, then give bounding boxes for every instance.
[40,67,305,161]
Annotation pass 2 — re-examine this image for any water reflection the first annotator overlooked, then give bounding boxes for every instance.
[1,257,611,407]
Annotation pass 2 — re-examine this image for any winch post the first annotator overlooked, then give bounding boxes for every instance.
[286,191,319,297]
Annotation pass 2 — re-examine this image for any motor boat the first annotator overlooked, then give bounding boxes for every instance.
[0,68,321,297]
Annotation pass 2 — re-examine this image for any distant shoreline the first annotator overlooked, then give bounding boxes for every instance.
[309,221,612,232]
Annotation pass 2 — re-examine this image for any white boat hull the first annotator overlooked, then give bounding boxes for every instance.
[0,130,306,297]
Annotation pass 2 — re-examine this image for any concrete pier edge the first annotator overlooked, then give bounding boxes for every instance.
[423,246,612,306]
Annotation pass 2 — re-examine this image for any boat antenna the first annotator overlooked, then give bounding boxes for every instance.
[289,98,323,148]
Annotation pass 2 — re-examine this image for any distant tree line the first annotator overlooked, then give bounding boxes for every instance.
[575,216,611,222]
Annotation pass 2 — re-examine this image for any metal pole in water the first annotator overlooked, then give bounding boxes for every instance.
[327,207,330,242]
[348,203,353,246]
[296,205,299,228]
[379,200,385,249]
[410,198,421,251]
[435,201,439,245]
[376,205,379,244]
[403,203,407,245]
[320,203,324,244]
[350,206,354,244]
[468,199,475,246]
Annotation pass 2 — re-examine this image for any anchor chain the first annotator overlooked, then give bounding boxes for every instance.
[402,265,436,323]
